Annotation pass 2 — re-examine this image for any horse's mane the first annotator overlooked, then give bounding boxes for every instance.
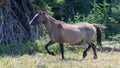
[42,11,56,22]
[47,14,56,21]
[39,10,66,24]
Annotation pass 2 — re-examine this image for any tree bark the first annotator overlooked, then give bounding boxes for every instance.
[0,0,42,45]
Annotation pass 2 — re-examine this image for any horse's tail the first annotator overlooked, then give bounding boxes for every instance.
[93,24,105,48]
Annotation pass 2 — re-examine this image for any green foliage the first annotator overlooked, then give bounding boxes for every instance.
[68,1,110,24]
[105,23,120,39]
[82,3,104,23]
[0,45,7,55]
[74,46,84,53]
[36,39,68,54]
[74,13,82,22]
[0,41,38,55]
[20,41,38,55]
[31,0,53,14]
[109,34,120,41]
[0,37,69,55]
[110,5,120,23]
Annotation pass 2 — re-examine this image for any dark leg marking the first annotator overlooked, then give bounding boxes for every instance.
[91,43,97,59]
[45,41,55,56]
[83,45,91,59]
[59,43,64,60]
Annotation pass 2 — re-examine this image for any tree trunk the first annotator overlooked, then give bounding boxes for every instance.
[0,0,42,45]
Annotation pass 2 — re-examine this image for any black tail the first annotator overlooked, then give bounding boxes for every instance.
[93,24,102,47]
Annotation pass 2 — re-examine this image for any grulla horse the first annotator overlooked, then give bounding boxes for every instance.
[29,11,104,60]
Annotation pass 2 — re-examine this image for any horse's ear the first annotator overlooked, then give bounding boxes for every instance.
[43,11,46,14]
[39,10,43,13]
[39,10,49,15]
[43,10,48,14]
[38,10,44,15]
[38,10,45,14]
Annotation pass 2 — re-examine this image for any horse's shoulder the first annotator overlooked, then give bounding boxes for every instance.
[56,20,66,28]
[58,23,63,29]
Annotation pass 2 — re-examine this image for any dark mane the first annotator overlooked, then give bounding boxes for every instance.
[47,14,56,21]
[43,12,56,22]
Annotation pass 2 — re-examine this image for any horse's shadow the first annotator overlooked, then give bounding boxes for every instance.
[68,59,82,62]
[59,57,84,62]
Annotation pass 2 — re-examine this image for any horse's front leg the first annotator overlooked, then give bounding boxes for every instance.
[59,43,64,60]
[45,41,55,56]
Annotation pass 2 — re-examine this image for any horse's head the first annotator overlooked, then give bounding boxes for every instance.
[29,11,45,26]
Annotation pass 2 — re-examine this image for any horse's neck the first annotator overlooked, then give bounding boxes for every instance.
[43,15,58,34]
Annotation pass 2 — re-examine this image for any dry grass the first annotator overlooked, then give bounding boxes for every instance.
[0,40,119,68]
[0,51,120,68]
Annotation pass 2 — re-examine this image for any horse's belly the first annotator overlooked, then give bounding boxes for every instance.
[65,37,82,44]
[62,32,83,44]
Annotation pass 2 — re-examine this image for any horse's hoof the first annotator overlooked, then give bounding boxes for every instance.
[94,56,97,59]
[62,58,64,60]
[62,57,65,60]
[50,51,56,56]
[83,53,87,59]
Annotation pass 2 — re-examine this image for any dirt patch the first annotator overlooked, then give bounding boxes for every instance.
[68,45,120,52]
[97,47,120,52]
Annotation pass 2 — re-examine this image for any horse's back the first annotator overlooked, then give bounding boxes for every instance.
[59,22,96,44]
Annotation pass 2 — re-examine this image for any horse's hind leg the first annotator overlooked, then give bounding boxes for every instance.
[83,45,91,59]
[45,41,55,56]
[59,43,64,60]
[91,43,97,59]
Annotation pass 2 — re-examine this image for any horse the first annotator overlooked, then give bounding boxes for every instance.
[29,11,103,60]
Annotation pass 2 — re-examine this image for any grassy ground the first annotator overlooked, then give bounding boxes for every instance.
[0,51,120,68]
[0,40,120,68]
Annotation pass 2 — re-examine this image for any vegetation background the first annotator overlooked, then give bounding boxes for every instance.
[0,0,120,68]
